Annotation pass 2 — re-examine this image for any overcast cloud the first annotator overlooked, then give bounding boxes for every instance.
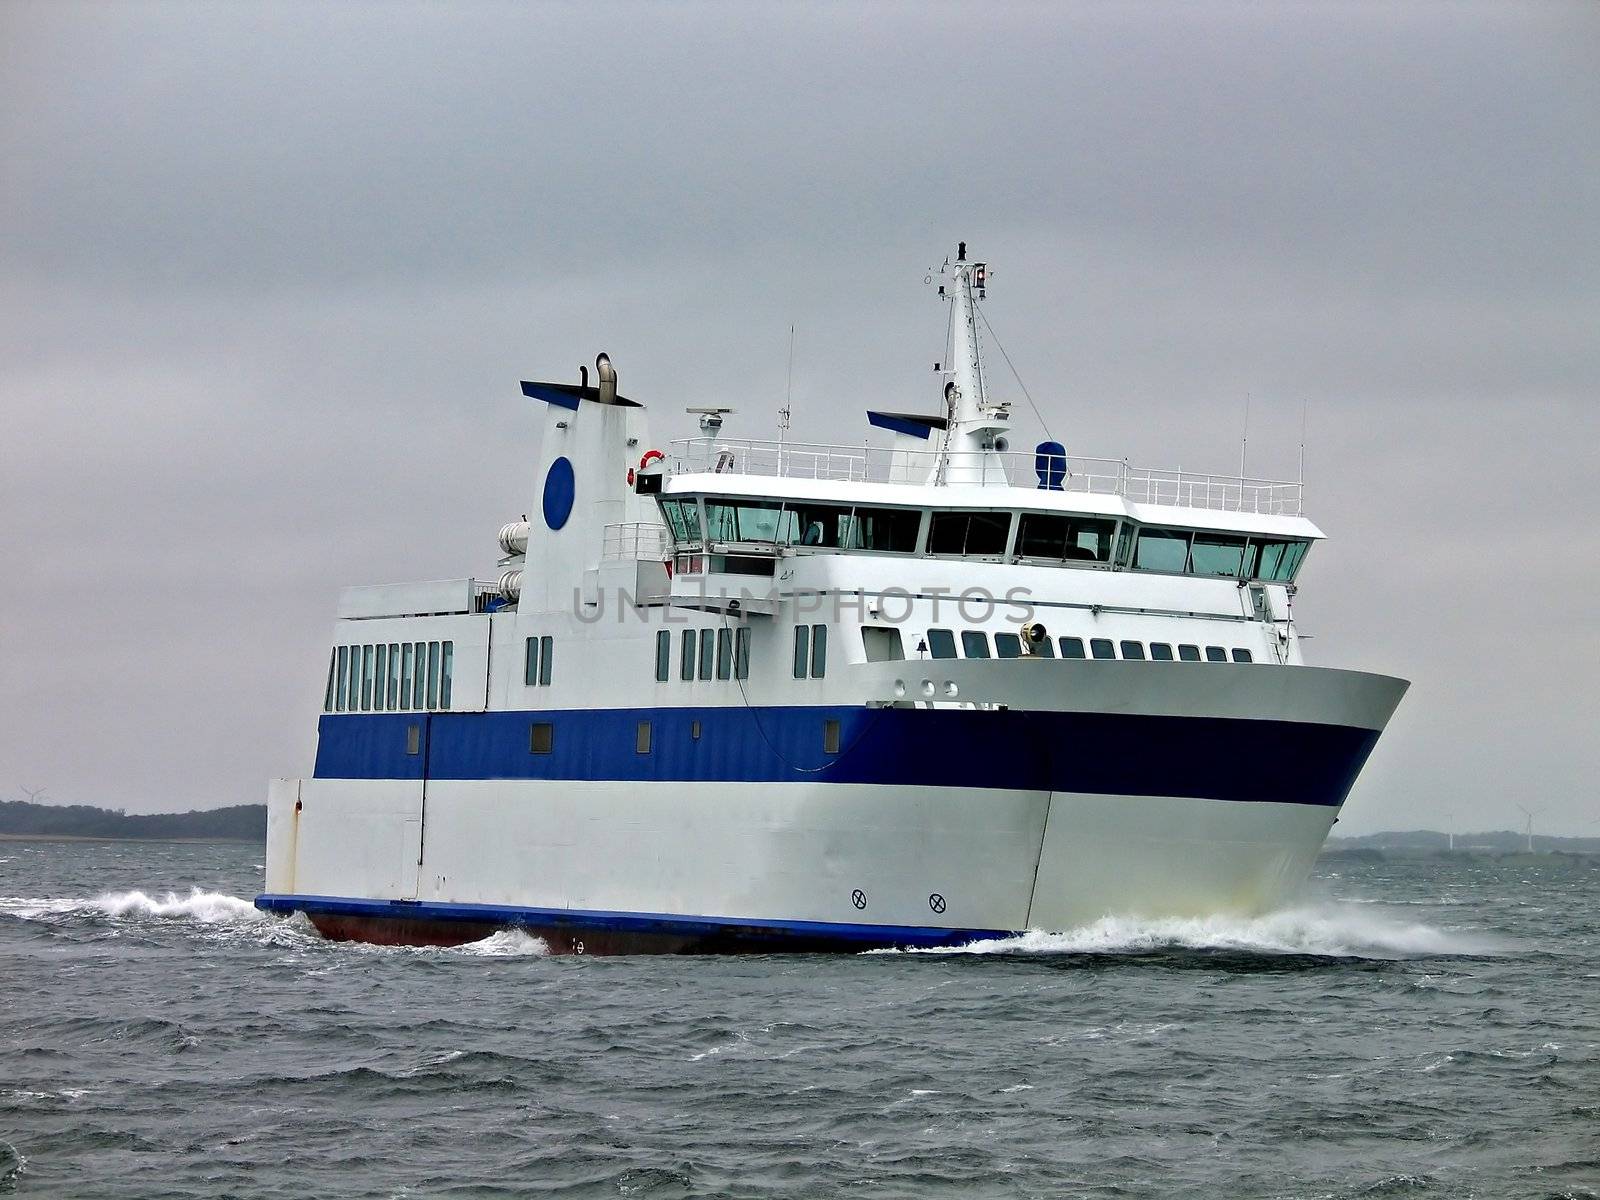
[3,1,1597,835]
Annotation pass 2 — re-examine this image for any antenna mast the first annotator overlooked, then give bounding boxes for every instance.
[930,241,1010,486]
[779,324,794,447]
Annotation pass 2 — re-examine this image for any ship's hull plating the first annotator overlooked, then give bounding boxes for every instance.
[256,665,1407,953]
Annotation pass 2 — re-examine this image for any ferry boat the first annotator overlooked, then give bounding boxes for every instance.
[255,245,1408,953]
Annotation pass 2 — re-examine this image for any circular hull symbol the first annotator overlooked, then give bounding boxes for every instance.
[850,889,867,910]
[928,893,946,914]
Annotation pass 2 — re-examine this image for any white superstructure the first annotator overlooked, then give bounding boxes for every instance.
[257,245,1407,953]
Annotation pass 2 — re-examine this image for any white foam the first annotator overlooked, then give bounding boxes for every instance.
[873,902,1495,959]
[453,929,549,957]
[0,888,264,925]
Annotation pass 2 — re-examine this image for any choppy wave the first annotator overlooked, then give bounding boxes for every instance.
[453,929,549,957]
[0,888,264,925]
[876,903,1495,959]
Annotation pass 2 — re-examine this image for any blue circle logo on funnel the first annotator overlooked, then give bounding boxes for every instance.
[543,457,575,530]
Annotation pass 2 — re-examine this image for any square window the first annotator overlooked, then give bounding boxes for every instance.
[995,632,1023,658]
[926,628,957,659]
[1205,646,1228,663]
[1090,638,1115,660]
[961,630,992,658]
[1120,641,1146,660]
[529,722,554,754]
[1059,637,1086,659]
[636,721,652,754]
[1178,644,1202,661]
[823,718,841,755]
[1150,643,1174,661]
[1231,648,1254,663]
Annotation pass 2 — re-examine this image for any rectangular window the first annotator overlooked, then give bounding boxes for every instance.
[704,498,784,543]
[524,637,540,685]
[335,646,349,712]
[529,722,553,754]
[994,632,1023,658]
[659,497,703,545]
[929,511,1010,557]
[538,636,553,686]
[961,630,992,659]
[1090,638,1116,660]
[373,644,387,712]
[361,645,375,710]
[715,628,732,680]
[1231,648,1254,663]
[681,630,697,681]
[1205,646,1228,663]
[1190,533,1247,577]
[412,642,426,709]
[388,644,401,709]
[1150,643,1175,661]
[810,624,827,678]
[735,627,751,679]
[400,643,413,710]
[654,630,671,681]
[823,718,841,755]
[699,629,716,680]
[406,724,421,756]
[324,650,337,712]
[792,625,809,679]
[440,641,453,707]
[636,720,652,754]
[861,626,905,662]
[927,628,957,659]
[426,642,440,709]
[690,719,702,740]
[1134,528,1192,573]
[782,502,852,548]
[1246,539,1310,583]
[347,647,361,712]
[845,506,922,552]
[1120,641,1146,660]
[1059,636,1086,659]
[1030,635,1055,657]
[1015,513,1116,563]
[1178,644,1202,661]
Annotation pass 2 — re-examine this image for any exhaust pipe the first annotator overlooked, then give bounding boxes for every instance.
[596,353,617,405]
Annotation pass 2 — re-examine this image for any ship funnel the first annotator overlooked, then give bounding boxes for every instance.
[596,353,617,405]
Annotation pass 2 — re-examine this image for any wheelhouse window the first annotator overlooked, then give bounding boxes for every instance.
[1231,648,1254,663]
[961,631,992,659]
[658,498,702,546]
[1090,638,1115,660]
[928,511,1010,557]
[1015,513,1116,563]
[780,502,852,548]
[1178,644,1201,661]
[1190,533,1247,577]
[1246,539,1309,582]
[705,498,784,543]
[1150,643,1174,661]
[1059,636,1086,659]
[843,507,921,553]
[1133,528,1191,573]
[994,632,1023,658]
[1120,640,1146,660]
[927,628,957,659]
[1205,646,1228,663]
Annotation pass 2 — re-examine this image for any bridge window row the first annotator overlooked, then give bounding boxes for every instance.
[325,640,453,713]
[923,629,1253,664]
[666,495,1307,582]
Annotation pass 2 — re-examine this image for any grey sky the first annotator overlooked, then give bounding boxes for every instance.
[3,1,1597,835]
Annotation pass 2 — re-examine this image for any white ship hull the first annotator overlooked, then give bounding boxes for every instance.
[257,662,1406,953]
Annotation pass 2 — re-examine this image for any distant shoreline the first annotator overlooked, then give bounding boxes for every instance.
[0,832,262,845]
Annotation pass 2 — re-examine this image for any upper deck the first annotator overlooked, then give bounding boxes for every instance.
[665,437,1304,518]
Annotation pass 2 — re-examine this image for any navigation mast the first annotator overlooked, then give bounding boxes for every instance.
[932,242,1011,486]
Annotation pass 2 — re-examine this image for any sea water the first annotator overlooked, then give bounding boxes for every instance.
[2,840,1596,1198]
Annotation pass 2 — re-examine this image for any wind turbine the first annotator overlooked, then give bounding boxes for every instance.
[1514,803,1545,853]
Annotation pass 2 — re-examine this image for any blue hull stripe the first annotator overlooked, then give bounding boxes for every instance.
[312,705,1379,807]
[254,892,1009,950]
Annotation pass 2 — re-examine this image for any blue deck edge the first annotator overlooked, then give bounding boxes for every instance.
[254,892,1013,950]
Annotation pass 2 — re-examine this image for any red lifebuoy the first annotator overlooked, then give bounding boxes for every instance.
[639,449,665,470]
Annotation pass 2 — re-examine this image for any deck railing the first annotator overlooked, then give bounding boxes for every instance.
[664,438,1303,516]
[601,522,672,562]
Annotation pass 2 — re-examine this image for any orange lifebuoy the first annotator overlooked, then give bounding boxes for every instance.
[639,448,665,470]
